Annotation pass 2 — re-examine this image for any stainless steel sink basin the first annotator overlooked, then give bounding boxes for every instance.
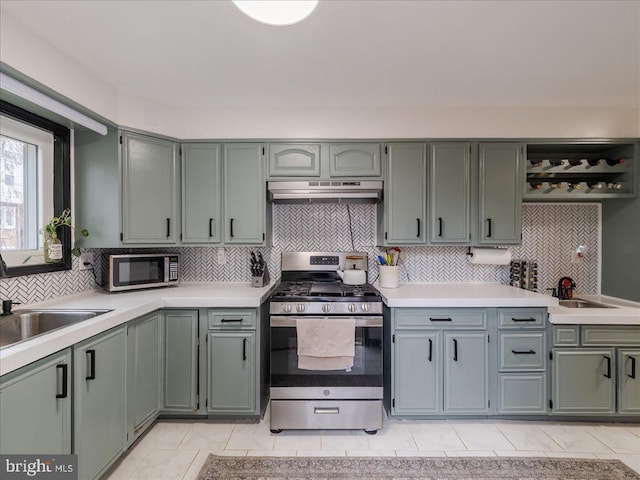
[559,299,616,309]
[0,309,111,349]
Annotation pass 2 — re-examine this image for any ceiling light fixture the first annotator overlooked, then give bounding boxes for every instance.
[232,0,319,26]
[0,72,108,135]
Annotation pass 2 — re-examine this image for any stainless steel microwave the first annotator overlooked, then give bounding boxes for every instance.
[105,253,180,292]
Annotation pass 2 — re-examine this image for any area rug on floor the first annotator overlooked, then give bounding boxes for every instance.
[197,455,640,480]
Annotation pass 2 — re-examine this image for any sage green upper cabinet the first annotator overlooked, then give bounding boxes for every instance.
[429,143,470,243]
[478,143,523,245]
[122,132,180,244]
[379,143,427,244]
[223,143,266,245]
[0,349,72,455]
[74,326,127,480]
[268,143,321,177]
[182,143,222,244]
[329,143,382,177]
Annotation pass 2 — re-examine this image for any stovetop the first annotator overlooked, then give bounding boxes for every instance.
[271,281,381,301]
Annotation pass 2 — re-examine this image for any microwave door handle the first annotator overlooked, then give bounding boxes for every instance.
[165,257,170,282]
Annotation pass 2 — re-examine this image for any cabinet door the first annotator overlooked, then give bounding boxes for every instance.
[618,349,640,414]
[0,349,71,454]
[129,313,161,439]
[207,331,256,414]
[269,143,320,177]
[429,143,470,243]
[478,143,523,244]
[551,348,616,414]
[74,327,127,480]
[163,310,199,412]
[384,143,427,244]
[182,143,221,243]
[444,332,489,414]
[329,143,381,177]
[393,332,442,414]
[223,143,265,244]
[122,132,179,244]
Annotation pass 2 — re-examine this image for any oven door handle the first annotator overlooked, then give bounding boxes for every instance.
[270,316,383,327]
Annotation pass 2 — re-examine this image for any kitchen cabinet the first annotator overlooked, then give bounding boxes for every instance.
[74,326,127,480]
[478,143,523,245]
[127,312,162,442]
[379,143,427,245]
[428,142,471,243]
[390,308,489,416]
[121,132,180,244]
[0,349,72,454]
[223,143,267,245]
[329,143,382,177]
[496,308,547,414]
[163,309,199,413]
[182,143,222,244]
[550,324,640,416]
[268,143,321,177]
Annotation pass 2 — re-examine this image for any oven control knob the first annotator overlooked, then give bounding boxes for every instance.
[361,303,370,313]
[322,304,331,313]
[282,303,292,313]
[348,303,357,313]
[296,304,306,313]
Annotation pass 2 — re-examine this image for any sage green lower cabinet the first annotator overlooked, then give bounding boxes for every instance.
[127,312,162,442]
[0,349,72,454]
[74,326,127,480]
[207,331,256,414]
[443,332,489,414]
[163,309,199,412]
[618,349,640,414]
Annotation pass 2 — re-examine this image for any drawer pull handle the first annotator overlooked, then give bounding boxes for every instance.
[86,349,96,380]
[453,338,458,362]
[511,318,537,322]
[604,355,612,379]
[512,349,536,355]
[56,364,68,399]
[428,338,433,362]
[314,407,339,415]
[220,318,243,323]
[628,356,636,379]
[430,317,452,322]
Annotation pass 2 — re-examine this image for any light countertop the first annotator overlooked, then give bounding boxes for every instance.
[547,294,640,325]
[0,282,276,376]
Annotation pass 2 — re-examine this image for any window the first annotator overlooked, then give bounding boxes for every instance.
[0,100,71,276]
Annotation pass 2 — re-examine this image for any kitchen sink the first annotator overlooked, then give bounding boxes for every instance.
[0,309,112,349]
[559,299,616,309]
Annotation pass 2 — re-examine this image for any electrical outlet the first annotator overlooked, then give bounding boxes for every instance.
[570,251,584,265]
[217,247,226,265]
[79,252,92,270]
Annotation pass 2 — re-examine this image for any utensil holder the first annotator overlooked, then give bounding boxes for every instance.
[251,264,270,288]
[379,265,399,288]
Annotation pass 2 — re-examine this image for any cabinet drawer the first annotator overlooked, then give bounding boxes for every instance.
[270,400,382,430]
[497,373,546,414]
[208,310,256,329]
[394,309,486,329]
[499,333,545,371]
[582,326,640,346]
[498,308,545,328]
[552,325,580,346]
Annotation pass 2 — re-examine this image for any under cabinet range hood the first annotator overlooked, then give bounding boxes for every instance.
[267,181,383,204]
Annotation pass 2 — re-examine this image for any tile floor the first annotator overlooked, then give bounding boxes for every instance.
[103,411,640,479]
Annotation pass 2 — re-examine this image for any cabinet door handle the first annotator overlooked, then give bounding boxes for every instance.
[604,355,611,379]
[429,317,452,322]
[230,218,234,238]
[628,356,637,379]
[209,218,214,238]
[416,218,421,238]
[438,217,443,237]
[453,338,458,362]
[486,218,492,238]
[242,338,247,361]
[221,318,243,323]
[428,338,433,362]
[86,349,96,380]
[166,218,171,238]
[56,364,68,399]
[512,349,536,355]
[511,317,537,322]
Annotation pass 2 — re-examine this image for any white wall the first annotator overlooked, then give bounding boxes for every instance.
[2,10,639,139]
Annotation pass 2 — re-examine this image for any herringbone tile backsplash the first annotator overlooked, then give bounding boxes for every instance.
[0,203,600,305]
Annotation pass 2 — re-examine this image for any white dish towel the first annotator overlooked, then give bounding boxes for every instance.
[296,318,356,371]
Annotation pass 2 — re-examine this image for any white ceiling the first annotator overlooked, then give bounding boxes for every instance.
[2,0,639,111]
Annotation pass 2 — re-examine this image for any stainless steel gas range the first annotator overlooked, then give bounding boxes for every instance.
[269,251,383,434]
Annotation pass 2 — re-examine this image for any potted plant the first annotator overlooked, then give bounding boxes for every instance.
[43,208,89,263]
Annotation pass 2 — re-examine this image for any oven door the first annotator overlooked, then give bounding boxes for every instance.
[270,316,383,396]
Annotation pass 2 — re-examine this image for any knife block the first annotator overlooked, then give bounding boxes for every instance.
[251,264,270,288]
